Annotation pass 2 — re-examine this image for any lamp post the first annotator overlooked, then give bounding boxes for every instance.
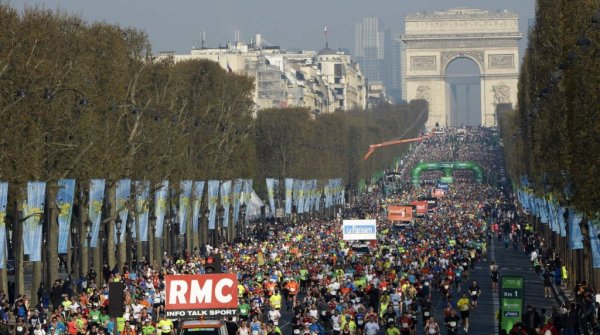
[115,216,122,271]
[86,221,92,272]
[239,204,247,239]
[71,224,79,277]
[173,219,180,256]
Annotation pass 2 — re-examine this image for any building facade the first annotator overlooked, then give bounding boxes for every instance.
[157,37,366,115]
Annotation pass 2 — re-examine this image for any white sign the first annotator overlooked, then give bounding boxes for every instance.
[342,220,377,240]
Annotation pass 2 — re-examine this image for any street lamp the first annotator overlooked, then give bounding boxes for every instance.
[115,216,123,240]
[86,219,92,270]
[71,224,79,276]
[126,215,133,271]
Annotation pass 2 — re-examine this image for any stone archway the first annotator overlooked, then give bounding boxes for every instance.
[401,8,522,127]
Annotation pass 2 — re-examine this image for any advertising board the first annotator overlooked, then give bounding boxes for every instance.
[165,274,239,319]
[388,205,414,221]
[342,220,377,240]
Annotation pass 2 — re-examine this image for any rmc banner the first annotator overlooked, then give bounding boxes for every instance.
[165,274,239,319]
[342,220,377,241]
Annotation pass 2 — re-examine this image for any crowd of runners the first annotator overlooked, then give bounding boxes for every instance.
[0,127,595,335]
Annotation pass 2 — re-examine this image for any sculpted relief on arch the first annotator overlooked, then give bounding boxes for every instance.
[492,83,511,104]
[415,85,431,102]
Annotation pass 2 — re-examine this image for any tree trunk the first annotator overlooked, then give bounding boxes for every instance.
[148,228,154,265]
[200,212,207,247]
[15,190,25,298]
[0,267,6,297]
[107,184,116,270]
[186,213,192,255]
[93,239,101,283]
[80,200,89,279]
[31,262,41,307]
[47,187,59,287]
[153,225,162,268]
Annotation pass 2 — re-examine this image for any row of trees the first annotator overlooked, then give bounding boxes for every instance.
[0,5,427,302]
[499,0,600,214]
[254,101,428,194]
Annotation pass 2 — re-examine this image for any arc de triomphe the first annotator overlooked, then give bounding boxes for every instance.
[401,8,522,127]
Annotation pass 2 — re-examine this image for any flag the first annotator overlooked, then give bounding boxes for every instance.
[57,179,75,254]
[285,178,293,215]
[25,182,46,262]
[207,180,220,230]
[232,179,243,225]
[154,181,169,238]
[88,180,105,248]
[568,209,584,250]
[0,182,7,268]
[179,180,193,235]
[192,181,205,234]
[220,181,232,228]
[135,181,150,242]
[115,179,130,244]
[266,179,276,217]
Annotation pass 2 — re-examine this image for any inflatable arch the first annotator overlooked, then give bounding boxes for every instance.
[411,161,483,185]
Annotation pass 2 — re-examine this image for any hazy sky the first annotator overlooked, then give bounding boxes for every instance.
[15,0,535,54]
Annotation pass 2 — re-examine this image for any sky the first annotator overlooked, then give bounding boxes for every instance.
[14,0,536,55]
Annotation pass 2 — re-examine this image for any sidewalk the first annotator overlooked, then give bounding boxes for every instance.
[491,236,563,320]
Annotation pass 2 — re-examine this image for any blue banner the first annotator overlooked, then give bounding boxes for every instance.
[207,180,220,230]
[588,221,600,268]
[192,181,205,233]
[266,179,276,217]
[89,179,105,248]
[232,179,242,225]
[57,179,75,254]
[154,181,169,238]
[135,181,150,242]
[179,180,193,235]
[315,186,322,211]
[220,181,232,228]
[303,180,313,214]
[568,209,584,250]
[285,178,293,215]
[25,182,46,262]
[0,183,7,269]
[115,179,130,244]
[557,205,566,238]
[297,180,305,214]
[242,179,252,226]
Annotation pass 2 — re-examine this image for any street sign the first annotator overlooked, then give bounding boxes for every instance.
[500,275,524,333]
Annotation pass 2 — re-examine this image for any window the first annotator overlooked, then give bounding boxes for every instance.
[334,64,343,77]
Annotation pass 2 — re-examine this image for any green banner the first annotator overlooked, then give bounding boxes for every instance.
[500,275,524,333]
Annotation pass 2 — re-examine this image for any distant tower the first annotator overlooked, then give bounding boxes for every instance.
[355,17,385,83]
